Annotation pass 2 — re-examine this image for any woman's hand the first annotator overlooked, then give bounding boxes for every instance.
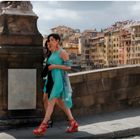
[48,64,70,71]
[48,64,56,70]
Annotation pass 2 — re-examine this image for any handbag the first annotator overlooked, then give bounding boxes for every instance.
[41,64,50,78]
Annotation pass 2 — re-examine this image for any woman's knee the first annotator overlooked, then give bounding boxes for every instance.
[48,98,57,106]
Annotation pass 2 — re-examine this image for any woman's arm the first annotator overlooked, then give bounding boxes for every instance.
[48,64,71,71]
[48,50,71,71]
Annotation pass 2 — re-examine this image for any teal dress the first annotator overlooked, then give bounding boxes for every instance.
[47,48,73,108]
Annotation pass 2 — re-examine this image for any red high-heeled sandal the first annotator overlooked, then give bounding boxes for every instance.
[66,119,79,133]
[33,122,48,136]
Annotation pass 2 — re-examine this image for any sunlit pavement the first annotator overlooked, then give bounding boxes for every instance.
[1,108,140,139]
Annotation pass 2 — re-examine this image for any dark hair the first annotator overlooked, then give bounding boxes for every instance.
[44,40,51,58]
[47,33,61,42]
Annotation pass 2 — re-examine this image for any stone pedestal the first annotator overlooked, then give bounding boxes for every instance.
[0,3,44,124]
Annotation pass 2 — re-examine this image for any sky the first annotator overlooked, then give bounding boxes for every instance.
[31,1,140,36]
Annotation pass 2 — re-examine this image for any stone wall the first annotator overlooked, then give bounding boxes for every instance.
[53,65,140,120]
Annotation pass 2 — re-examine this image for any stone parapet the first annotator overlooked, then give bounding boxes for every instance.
[53,65,140,120]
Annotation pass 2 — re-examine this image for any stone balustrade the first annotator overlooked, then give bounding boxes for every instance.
[53,65,140,120]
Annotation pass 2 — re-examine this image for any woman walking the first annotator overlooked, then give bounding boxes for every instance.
[33,33,78,136]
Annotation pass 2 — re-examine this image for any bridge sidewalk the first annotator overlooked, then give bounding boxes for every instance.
[1,108,140,139]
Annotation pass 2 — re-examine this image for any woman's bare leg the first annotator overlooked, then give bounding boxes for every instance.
[42,98,57,123]
[43,93,48,111]
[43,96,74,121]
[56,99,74,120]
[56,99,68,115]
[33,98,57,134]
[56,99,78,133]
